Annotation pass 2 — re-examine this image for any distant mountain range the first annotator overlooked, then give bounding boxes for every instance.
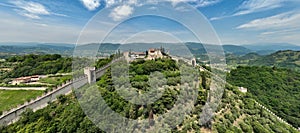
[243,43,300,55]
[0,42,299,71]
[0,42,74,56]
[0,42,299,56]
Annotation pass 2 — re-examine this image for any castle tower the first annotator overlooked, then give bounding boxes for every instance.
[191,58,196,67]
[84,67,96,84]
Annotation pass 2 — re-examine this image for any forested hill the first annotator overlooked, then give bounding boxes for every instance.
[228,66,300,128]
[249,50,300,71]
[227,50,300,71]
[1,54,72,80]
[1,59,298,132]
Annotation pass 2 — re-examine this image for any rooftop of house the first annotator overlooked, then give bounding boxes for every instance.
[14,75,40,81]
[131,52,146,55]
[149,48,155,52]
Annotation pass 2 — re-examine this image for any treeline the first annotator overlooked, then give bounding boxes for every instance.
[227,66,300,127]
[3,54,72,79]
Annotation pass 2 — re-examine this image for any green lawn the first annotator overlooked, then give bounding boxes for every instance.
[0,90,43,113]
[39,75,72,86]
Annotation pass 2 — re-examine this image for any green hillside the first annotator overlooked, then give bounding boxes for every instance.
[227,50,300,71]
[249,50,300,71]
[228,66,300,128]
[213,87,298,133]
[0,90,43,113]
[1,59,298,132]
[0,54,72,82]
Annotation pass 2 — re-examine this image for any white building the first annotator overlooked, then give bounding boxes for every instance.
[12,75,41,85]
[238,87,248,93]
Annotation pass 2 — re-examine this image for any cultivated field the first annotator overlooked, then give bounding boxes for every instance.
[0,90,43,113]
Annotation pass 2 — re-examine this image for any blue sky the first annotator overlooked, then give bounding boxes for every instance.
[0,0,300,45]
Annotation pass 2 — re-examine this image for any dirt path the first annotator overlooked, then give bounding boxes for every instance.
[0,87,47,91]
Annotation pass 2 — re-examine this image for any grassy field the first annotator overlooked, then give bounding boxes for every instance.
[39,75,72,86]
[0,90,43,113]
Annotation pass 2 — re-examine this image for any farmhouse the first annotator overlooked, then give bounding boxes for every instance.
[12,75,41,85]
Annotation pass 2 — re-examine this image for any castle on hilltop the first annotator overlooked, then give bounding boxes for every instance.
[124,47,168,62]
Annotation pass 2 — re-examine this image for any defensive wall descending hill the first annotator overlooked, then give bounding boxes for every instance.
[0,62,113,126]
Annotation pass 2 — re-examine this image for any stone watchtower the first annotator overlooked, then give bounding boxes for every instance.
[191,58,196,67]
[84,67,96,84]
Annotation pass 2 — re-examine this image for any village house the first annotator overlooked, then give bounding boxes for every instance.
[238,87,248,93]
[12,75,41,85]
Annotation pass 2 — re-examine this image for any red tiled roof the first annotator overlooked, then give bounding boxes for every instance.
[15,75,39,81]
[149,48,155,52]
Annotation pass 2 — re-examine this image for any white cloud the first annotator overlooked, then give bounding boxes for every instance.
[80,0,101,11]
[169,0,221,11]
[209,16,225,21]
[11,1,50,19]
[18,11,41,19]
[9,1,67,19]
[233,0,282,16]
[236,11,300,44]
[155,0,221,7]
[104,0,222,20]
[127,0,139,6]
[34,23,48,27]
[105,0,116,7]
[210,0,300,21]
[102,0,221,8]
[236,11,300,30]
[23,2,49,15]
[109,5,134,21]
[260,29,300,36]
[194,0,222,7]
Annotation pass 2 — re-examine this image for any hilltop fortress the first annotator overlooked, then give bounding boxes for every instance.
[124,47,169,62]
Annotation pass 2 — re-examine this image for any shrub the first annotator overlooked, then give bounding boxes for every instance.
[252,122,269,133]
[57,95,67,103]
[215,124,226,133]
[239,122,252,133]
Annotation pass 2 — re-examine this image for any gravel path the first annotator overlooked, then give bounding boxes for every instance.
[0,87,47,91]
